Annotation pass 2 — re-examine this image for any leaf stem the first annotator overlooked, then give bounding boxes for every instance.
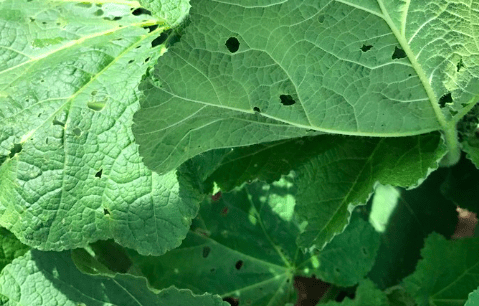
[440,122,461,167]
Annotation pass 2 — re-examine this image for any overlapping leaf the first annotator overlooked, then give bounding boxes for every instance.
[0,0,199,255]
[0,228,29,272]
[133,0,479,174]
[403,233,479,306]
[0,250,227,306]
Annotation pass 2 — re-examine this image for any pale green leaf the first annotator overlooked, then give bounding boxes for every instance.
[0,250,227,306]
[403,233,479,306]
[294,133,446,251]
[133,0,479,174]
[0,0,201,255]
[139,0,190,27]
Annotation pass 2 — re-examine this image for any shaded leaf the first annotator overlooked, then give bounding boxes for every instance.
[320,279,388,306]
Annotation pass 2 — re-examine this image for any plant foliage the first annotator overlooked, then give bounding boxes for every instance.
[1,0,479,305]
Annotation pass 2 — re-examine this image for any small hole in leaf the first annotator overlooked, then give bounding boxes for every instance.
[87,98,107,111]
[143,24,158,33]
[41,21,47,25]
[72,128,82,136]
[52,119,65,127]
[253,106,260,112]
[334,267,341,274]
[29,17,35,22]
[318,15,325,23]
[235,260,244,270]
[152,32,168,47]
[103,208,110,215]
[202,246,211,258]
[221,207,228,216]
[112,16,122,21]
[212,191,222,201]
[408,74,412,77]
[131,8,151,16]
[361,247,367,255]
[76,2,92,8]
[223,297,239,306]
[8,143,23,158]
[144,57,150,63]
[457,58,464,72]
[360,44,373,52]
[94,9,103,16]
[280,94,296,106]
[439,93,453,108]
[95,169,103,178]
[225,37,240,53]
[392,46,407,59]
[128,60,134,64]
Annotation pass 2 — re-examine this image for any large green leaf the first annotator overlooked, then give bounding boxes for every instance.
[0,228,29,272]
[403,233,479,306]
[103,177,380,305]
[321,279,388,306]
[294,133,446,251]
[133,0,479,174]
[0,0,199,255]
[465,287,479,306]
[0,250,227,306]
[367,167,457,289]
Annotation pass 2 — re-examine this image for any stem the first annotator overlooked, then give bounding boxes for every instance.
[439,122,461,167]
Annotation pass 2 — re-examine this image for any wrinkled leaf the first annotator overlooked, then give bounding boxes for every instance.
[0,227,29,272]
[0,250,227,306]
[403,233,479,306]
[133,0,479,174]
[0,0,201,255]
[139,0,190,26]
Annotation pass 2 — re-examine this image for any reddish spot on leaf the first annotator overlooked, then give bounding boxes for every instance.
[221,207,228,216]
[212,191,222,202]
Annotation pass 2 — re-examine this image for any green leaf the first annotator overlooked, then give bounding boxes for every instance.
[321,279,388,306]
[0,0,202,255]
[0,250,227,306]
[294,133,446,251]
[139,0,190,27]
[133,0,479,174]
[0,228,29,272]
[465,287,479,306]
[403,233,479,306]
[368,167,457,289]
[385,286,417,306]
[315,214,380,287]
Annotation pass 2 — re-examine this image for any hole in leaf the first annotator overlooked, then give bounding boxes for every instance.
[225,37,240,53]
[253,106,260,112]
[29,17,35,22]
[72,128,82,136]
[103,208,110,215]
[52,119,65,127]
[223,297,239,306]
[439,93,453,108]
[334,267,341,274]
[94,9,103,16]
[221,207,229,216]
[235,260,244,270]
[360,44,373,52]
[87,99,107,111]
[280,94,296,106]
[112,16,122,21]
[457,58,464,72]
[41,21,47,25]
[392,46,407,59]
[128,60,134,64]
[318,15,325,23]
[144,57,150,63]
[143,24,158,33]
[9,143,22,158]
[95,169,103,178]
[202,246,211,258]
[361,247,367,256]
[152,32,168,47]
[131,8,151,16]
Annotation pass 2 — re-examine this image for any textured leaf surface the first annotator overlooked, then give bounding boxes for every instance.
[139,0,190,26]
[133,0,479,174]
[294,133,446,251]
[321,279,388,306]
[0,228,29,272]
[368,168,457,289]
[0,250,227,306]
[403,233,479,306]
[0,0,201,255]
[117,178,381,305]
